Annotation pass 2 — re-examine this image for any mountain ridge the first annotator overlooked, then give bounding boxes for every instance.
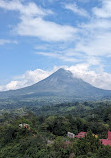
[0,68,111,100]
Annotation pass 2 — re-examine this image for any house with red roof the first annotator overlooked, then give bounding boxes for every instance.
[100,131,111,146]
[70,130,111,146]
[75,131,87,138]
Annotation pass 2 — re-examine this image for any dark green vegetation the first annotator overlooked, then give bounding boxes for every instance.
[1,101,111,158]
[0,69,111,109]
[1,69,111,157]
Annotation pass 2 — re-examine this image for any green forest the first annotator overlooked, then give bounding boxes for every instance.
[1,101,111,157]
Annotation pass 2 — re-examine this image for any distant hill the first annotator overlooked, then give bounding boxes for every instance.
[0,68,111,102]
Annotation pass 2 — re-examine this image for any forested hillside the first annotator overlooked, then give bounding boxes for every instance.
[1,101,111,158]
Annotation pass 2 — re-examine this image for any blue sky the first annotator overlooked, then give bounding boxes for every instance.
[0,0,111,91]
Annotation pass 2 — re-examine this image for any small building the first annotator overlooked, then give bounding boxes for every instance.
[100,131,111,146]
[75,132,87,138]
[19,124,23,128]
[67,132,75,138]
[19,123,30,130]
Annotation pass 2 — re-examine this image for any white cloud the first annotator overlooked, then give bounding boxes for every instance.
[6,81,25,90]
[0,85,3,91]
[93,0,111,18]
[15,17,76,42]
[0,0,52,17]
[72,0,111,59]
[69,64,111,90]
[66,64,111,90]
[0,0,76,42]
[33,0,111,61]
[16,69,52,85]
[0,39,17,45]
[35,44,87,63]
[75,32,111,57]
[64,3,89,17]
[0,0,111,58]
[0,64,111,91]
[36,52,76,62]
[0,69,53,91]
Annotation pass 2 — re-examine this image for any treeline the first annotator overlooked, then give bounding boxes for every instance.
[27,101,111,118]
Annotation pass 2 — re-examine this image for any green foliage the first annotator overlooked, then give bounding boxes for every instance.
[1,101,111,157]
[97,146,111,158]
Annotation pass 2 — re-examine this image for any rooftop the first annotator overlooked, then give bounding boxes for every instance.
[100,139,111,146]
[75,132,87,138]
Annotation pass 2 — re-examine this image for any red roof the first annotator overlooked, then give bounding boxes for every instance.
[75,132,87,138]
[100,139,111,146]
[100,131,111,146]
